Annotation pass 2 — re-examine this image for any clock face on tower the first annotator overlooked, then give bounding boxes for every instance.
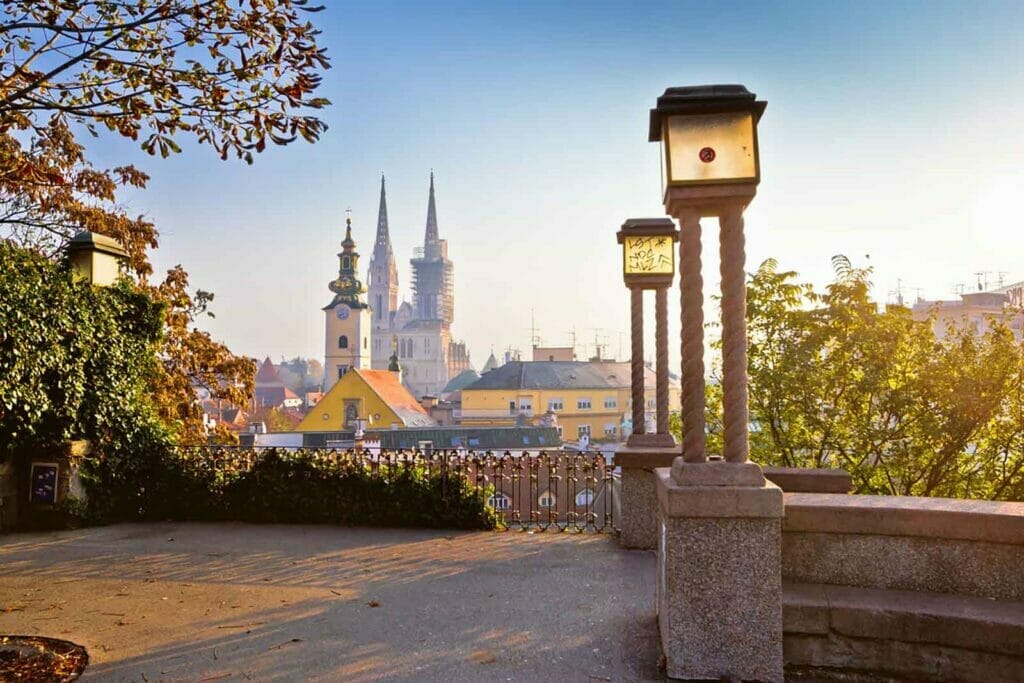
[336,306,349,320]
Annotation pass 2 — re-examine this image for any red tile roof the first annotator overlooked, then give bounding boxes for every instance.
[356,369,430,425]
[255,357,281,385]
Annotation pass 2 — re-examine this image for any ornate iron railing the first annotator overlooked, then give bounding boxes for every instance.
[169,447,618,533]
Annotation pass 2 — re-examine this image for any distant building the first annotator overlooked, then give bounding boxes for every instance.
[366,174,471,399]
[441,368,480,398]
[459,359,680,441]
[912,288,1024,342]
[533,346,575,362]
[254,357,303,409]
[460,361,631,442]
[297,367,435,432]
[480,352,501,374]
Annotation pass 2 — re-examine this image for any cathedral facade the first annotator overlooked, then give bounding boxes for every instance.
[361,173,471,398]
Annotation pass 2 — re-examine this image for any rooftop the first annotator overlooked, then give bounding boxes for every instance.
[464,361,621,391]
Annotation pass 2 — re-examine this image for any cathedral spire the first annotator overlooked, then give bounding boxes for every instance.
[373,173,392,260]
[424,170,439,247]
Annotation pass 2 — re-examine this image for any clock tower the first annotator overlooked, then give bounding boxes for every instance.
[324,212,372,390]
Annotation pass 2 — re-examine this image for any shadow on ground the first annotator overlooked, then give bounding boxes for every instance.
[0,523,661,681]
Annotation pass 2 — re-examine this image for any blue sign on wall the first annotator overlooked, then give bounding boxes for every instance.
[29,463,59,505]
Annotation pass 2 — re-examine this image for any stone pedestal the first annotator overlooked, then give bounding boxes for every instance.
[614,446,678,549]
[656,458,784,682]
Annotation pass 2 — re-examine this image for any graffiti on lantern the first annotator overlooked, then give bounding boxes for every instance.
[624,236,674,275]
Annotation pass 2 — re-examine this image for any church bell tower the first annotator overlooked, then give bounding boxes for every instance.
[324,212,372,390]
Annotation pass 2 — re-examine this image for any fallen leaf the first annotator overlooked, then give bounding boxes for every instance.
[469,649,496,664]
[366,600,380,608]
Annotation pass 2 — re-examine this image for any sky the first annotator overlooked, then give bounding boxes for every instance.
[98,0,1024,370]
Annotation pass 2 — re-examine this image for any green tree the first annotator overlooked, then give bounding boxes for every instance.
[0,1,330,443]
[719,255,1024,500]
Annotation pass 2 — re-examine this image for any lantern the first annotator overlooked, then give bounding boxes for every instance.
[649,85,766,197]
[617,218,679,289]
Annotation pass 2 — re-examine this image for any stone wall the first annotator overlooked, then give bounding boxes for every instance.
[781,492,1024,681]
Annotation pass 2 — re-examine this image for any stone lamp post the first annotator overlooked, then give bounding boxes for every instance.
[613,218,685,550]
[651,85,784,681]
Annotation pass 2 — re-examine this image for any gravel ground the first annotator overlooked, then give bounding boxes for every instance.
[0,523,662,682]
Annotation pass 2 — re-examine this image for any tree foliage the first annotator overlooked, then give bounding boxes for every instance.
[0,1,330,442]
[0,242,166,462]
[712,256,1024,500]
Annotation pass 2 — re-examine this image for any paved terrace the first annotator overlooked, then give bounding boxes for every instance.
[0,524,660,682]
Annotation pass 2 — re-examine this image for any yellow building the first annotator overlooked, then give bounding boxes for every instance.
[460,361,632,441]
[460,360,682,441]
[297,368,435,432]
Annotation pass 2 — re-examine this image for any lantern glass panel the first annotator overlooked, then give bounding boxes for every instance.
[623,235,675,276]
[665,111,756,185]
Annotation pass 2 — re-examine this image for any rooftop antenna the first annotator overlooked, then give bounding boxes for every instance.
[887,278,905,307]
[564,327,578,359]
[954,283,966,297]
[525,309,542,348]
[975,271,990,292]
[998,272,1008,290]
[588,328,609,362]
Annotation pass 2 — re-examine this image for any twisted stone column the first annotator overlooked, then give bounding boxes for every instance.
[655,286,669,435]
[630,286,645,435]
[719,206,749,463]
[678,210,706,462]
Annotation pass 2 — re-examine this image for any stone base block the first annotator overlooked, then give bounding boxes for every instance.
[626,432,676,448]
[671,458,767,487]
[619,468,658,549]
[656,468,784,682]
[614,447,680,550]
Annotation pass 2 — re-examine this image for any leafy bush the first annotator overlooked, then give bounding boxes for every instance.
[90,448,498,531]
[0,242,166,465]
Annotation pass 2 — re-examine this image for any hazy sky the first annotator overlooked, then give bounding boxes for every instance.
[101,0,1024,370]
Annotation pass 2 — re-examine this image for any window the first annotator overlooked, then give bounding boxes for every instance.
[604,397,617,409]
[539,491,556,508]
[604,424,618,437]
[341,256,350,270]
[345,404,358,424]
[468,437,481,447]
[548,399,564,412]
[647,398,655,409]
[578,425,591,438]
[575,489,595,507]
[556,426,563,437]
[337,365,349,379]
[338,335,349,349]
[487,494,511,510]
[518,399,532,413]
[509,401,516,415]
[364,337,368,349]
[577,398,592,410]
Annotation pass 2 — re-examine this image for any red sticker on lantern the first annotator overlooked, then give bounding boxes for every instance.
[699,147,716,163]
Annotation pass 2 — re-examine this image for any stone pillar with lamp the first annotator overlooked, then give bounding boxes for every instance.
[650,84,783,681]
[613,218,681,549]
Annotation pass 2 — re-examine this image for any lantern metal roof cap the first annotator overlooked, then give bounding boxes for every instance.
[68,231,128,257]
[617,217,679,244]
[649,84,767,142]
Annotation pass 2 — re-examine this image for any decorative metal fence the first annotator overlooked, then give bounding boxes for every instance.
[170,447,618,533]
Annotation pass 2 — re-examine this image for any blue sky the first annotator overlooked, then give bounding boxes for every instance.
[103,0,1024,368]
